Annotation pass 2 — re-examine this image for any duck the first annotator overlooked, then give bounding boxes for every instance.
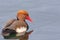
[2,10,32,37]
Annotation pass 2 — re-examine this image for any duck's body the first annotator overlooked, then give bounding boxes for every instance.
[2,10,32,37]
[2,19,29,36]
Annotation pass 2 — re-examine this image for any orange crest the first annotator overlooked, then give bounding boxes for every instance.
[17,10,28,17]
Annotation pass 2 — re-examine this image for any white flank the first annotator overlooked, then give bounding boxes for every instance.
[16,27,27,33]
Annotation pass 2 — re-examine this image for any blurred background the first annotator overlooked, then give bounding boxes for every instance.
[0,0,60,40]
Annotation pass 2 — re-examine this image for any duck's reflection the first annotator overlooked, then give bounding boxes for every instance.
[3,30,33,40]
[19,30,33,40]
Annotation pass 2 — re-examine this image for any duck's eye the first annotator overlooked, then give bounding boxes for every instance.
[24,14,29,16]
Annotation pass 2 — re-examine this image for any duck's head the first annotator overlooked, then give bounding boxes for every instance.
[17,10,32,22]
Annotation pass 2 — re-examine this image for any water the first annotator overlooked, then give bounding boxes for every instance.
[0,0,60,40]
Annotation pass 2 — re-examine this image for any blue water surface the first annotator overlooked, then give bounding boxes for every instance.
[0,0,60,40]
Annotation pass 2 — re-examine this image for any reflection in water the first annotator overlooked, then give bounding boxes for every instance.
[2,30,33,40]
[19,30,33,40]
